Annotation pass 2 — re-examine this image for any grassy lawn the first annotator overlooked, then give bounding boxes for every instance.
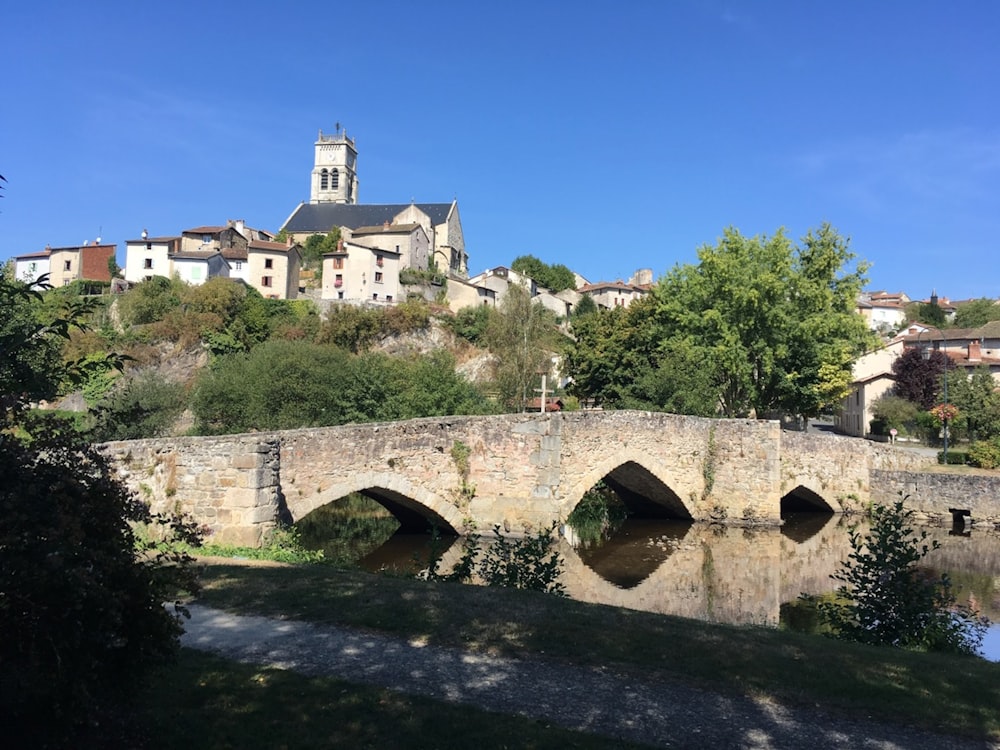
[139,649,648,750]
[188,560,1000,742]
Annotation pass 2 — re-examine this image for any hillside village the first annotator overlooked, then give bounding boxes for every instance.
[9,129,1000,443]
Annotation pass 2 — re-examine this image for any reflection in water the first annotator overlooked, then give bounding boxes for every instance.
[300,501,1000,661]
[569,519,691,589]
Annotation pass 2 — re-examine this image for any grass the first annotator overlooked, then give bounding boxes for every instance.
[189,560,1000,742]
[139,649,646,750]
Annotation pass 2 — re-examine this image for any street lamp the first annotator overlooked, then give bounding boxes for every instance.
[919,331,949,463]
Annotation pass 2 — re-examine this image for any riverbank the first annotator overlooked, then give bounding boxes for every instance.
[184,561,1000,745]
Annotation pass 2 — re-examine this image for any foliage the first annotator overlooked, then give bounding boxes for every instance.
[953,298,1000,328]
[967,438,1000,469]
[948,366,1000,441]
[117,275,185,326]
[423,525,566,595]
[815,499,988,655]
[891,347,952,410]
[199,525,325,564]
[870,393,921,436]
[572,293,597,317]
[566,482,628,546]
[444,304,492,346]
[510,254,577,292]
[485,285,559,411]
[929,402,959,425]
[192,340,491,434]
[915,301,947,327]
[90,370,188,441]
[0,274,201,741]
[939,449,968,465]
[566,224,874,417]
[301,229,341,271]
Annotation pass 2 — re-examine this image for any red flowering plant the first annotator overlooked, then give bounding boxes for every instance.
[929,402,959,425]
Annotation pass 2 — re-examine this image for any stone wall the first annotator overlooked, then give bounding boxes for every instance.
[871,470,1000,527]
[102,411,963,548]
[102,435,281,546]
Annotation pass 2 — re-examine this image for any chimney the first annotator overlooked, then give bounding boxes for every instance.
[337,238,344,252]
[969,340,982,362]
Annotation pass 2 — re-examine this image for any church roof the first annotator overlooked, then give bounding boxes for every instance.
[282,203,453,233]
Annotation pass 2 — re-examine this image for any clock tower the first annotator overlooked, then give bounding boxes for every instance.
[310,127,358,204]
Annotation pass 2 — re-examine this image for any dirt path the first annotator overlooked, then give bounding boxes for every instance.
[181,604,996,750]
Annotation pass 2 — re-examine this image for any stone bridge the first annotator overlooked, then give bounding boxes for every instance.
[103,411,940,547]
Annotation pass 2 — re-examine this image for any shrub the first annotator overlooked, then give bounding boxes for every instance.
[423,524,566,595]
[938,450,968,465]
[967,438,1000,469]
[91,370,188,441]
[444,305,492,346]
[814,499,988,655]
[870,394,920,436]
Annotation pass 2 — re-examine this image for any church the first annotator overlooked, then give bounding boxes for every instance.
[280,129,468,278]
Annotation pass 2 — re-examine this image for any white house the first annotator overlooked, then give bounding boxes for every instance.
[13,250,50,285]
[321,240,401,304]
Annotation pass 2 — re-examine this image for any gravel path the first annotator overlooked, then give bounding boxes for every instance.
[181,604,997,750]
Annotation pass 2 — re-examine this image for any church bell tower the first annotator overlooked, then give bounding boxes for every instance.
[310,127,358,204]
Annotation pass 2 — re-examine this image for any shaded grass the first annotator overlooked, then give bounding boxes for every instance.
[140,649,649,749]
[192,562,1000,741]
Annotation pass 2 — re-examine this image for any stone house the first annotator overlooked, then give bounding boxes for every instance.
[321,240,401,304]
[577,279,648,309]
[836,337,905,437]
[248,240,302,300]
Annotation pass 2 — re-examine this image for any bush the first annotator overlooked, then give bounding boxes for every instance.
[0,415,201,743]
[938,450,968,465]
[870,394,920,436]
[423,524,566,595]
[444,305,492,346]
[967,438,1000,469]
[91,370,188,441]
[814,499,988,655]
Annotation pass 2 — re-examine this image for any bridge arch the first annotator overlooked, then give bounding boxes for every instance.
[285,471,463,534]
[559,454,694,520]
[780,483,835,514]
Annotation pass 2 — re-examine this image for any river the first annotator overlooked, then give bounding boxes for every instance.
[296,500,1000,660]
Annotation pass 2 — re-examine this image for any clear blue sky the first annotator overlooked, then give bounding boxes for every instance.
[4,1,998,300]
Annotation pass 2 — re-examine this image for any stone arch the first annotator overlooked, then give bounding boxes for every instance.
[780,483,835,514]
[285,471,462,534]
[559,454,694,520]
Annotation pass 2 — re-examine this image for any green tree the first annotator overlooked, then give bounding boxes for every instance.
[0,274,200,742]
[90,370,188,441]
[816,500,987,655]
[953,298,1000,329]
[572,293,597,317]
[511,255,577,292]
[567,224,873,418]
[485,285,556,411]
[948,366,1000,441]
[915,301,947,328]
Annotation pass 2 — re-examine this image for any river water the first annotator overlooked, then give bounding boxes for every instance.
[297,502,1000,661]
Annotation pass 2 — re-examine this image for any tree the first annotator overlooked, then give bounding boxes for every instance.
[948,365,1000,441]
[485,285,557,411]
[816,500,987,655]
[511,254,577,292]
[953,298,1000,329]
[566,224,874,418]
[891,347,952,410]
[572,293,597,318]
[915,301,947,328]
[0,275,200,742]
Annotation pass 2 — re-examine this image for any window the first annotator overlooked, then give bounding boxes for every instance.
[261,276,272,287]
[234,261,242,270]
[395,245,400,253]
[320,169,329,190]
[338,291,344,299]
[386,295,393,302]
[64,260,72,271]
[374,271,383,283]
[202,234,211,244]
[264,258,273,269]
[376,255,384,267]
[145,242,152,250]
[372,293,378,300]
[331,168,339,189]
[333,257,344,269]
[334,274,343,287]
[144,258,153,269]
